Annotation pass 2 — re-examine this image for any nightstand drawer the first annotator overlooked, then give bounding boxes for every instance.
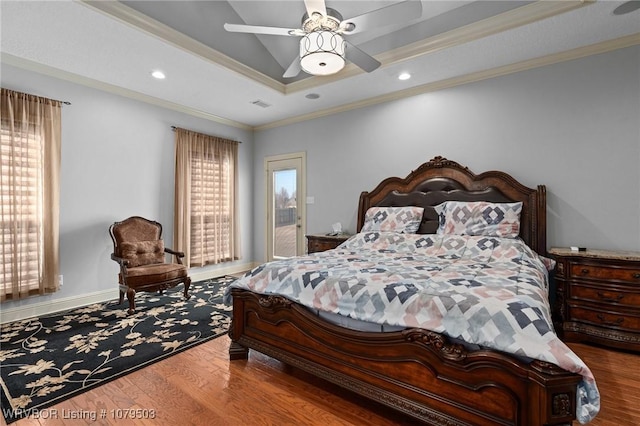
[570,284,640,308]
[306,234,351,254]
[569,263,640,283]
[308,239,336,253]
[568,302,640,332]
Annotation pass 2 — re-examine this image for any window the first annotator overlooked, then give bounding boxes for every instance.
[174,128,240,267]
[1,88,61,301]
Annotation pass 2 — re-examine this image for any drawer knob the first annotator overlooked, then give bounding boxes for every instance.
[580,268,590,275]
[633,273,640,279]
[596,314,624,326]
[596,292,624,303]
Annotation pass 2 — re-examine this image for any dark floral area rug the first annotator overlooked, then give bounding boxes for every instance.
[0,276,235,424]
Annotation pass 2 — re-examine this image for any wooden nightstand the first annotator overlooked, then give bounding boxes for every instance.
[306,234,351,254]
[549,247,640,352]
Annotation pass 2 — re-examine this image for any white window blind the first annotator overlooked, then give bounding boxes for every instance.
[189,149,233,266]
[173,127,239,268]
[1,88,61,301]
[0,128,42,291]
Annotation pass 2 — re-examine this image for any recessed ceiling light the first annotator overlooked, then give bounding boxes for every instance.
[398,72,411,81]
[151,70,166,79]
[305,93,320,99]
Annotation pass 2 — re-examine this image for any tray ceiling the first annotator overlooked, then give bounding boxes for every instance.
[1,1,639,129]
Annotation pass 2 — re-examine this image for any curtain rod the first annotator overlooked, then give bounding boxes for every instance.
[2,88,71,105]
[170,126,241,143]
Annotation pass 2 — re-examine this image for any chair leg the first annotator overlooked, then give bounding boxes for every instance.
[119,289,125,305]
[126,288,136,315]
[183,277,192,300]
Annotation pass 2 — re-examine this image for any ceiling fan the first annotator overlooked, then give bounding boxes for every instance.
[224,0,422,78]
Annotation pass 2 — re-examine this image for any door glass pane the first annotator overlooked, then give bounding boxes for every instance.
[273,169,297,258]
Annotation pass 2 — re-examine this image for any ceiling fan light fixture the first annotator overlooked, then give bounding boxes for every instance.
[302,7,342,32]
[300,31,346,76]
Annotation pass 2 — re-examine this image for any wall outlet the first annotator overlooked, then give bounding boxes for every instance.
[58,275,63,286]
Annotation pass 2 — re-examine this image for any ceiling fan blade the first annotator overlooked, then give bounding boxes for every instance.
[341,0,422,35]
[283,57,302,78]
[223,23,300,36]
[345,41,381,73]
[304,0,327,17]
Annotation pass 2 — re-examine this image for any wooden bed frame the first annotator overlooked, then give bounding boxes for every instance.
[229,156,581,426]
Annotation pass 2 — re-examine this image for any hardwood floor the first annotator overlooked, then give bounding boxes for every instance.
[4,337,639,426]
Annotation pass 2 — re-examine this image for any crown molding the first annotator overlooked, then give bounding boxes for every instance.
[6,1,635,133]
[78,0,285,94]
[256,33,640,131]
[5,31,637,134]
[1,53,253,131]
[79,0,589,96]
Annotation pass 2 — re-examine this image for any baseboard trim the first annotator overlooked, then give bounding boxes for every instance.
[0,262,257,324]
[188,262,257,282]
[0,289,116,324]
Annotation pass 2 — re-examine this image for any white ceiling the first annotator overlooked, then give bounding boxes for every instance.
[1,1,639,130]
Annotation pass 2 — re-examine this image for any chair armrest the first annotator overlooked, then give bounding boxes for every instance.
[164,248,187,265]
[111,253,130,267]
[164,247,185,258]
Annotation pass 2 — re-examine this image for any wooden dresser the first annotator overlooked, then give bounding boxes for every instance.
[549,247,640,352]
[306,234,351,254]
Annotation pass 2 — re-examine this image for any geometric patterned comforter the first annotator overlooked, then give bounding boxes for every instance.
[226,232,600,423]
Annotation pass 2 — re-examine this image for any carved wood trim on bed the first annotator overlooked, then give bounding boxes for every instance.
[230,290,580,426]
[357,156,547,254]
[229,157,579,426]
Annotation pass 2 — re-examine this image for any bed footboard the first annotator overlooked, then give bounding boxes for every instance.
[229,289,581,426]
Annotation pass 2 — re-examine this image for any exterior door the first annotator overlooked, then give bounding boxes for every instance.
[265,152,306,261]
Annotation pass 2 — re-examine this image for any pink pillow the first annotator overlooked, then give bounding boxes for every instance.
[434,201,522,238]
[361,206,424,234]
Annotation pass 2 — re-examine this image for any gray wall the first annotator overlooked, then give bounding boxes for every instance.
[253,46,640,262]
[1,64,254,315]
[2,45,638,317]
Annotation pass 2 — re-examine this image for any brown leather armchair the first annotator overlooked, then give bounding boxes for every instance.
[109,216,191,314]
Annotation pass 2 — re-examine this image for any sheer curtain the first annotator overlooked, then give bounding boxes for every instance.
[174,127,240,268]
[1,88,61,301]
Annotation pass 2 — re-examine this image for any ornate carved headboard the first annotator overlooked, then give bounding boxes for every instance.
[357,156,547,254]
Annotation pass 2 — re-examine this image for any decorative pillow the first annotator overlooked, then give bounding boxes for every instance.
[361,206,424,234]
[120,240,165,267]
[434,201,523,238]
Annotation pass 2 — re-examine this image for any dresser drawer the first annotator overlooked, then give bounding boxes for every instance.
[570,284,640,308]
[550,248,640,352]
[568,302,640,332]
[569,263,640,283]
